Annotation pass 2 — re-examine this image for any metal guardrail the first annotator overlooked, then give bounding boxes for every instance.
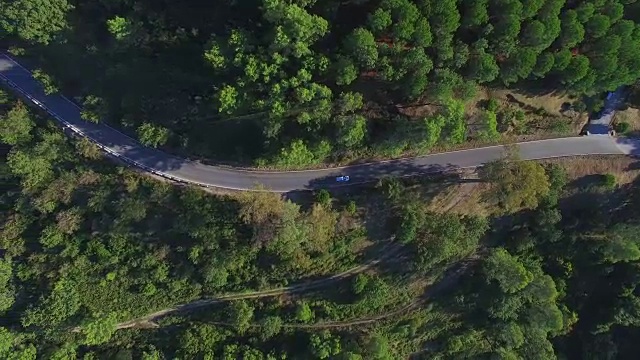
[0,72,219,190]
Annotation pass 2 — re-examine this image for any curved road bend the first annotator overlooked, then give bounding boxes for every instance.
[1,54,640,192]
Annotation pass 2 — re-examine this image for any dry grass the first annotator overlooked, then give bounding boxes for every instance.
[442,182,493,217]
[427,171,494,217]
[489,89,570,117]
[542,155,640,185]
[427,155,640,216]
[613,108,640,132]
[488,88,587,133]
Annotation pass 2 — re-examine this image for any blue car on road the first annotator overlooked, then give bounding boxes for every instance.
[336,175,350,182]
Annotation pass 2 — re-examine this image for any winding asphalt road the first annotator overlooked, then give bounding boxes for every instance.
[1,53,639,192]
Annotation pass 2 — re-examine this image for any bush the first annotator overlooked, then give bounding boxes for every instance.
[486,98,499,112]
[601,174,617,189]
[315,189,331,207]
[615,121,630,134]
[572,101,587,113]
[345,200,357,215]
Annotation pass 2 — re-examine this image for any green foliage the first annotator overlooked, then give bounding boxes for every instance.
[31,69,58,95]
[137,123,170,148]
[315,189,331,207]
[614,121,630,134]
[0,328,37,359]
[480,149,551,212]
[335,57,358,86]
[80,95,105,123]
[217,85,239,115]
[368,8,392,34]
[0,258,15,313]
[5,2,640,359]
[82,313,118,345]
[586,14,611,39]
[296,301,315,323]
[467,49,499,83]
[106,16,131,41]
[601,173,617,190]
[230,300,254,334]
[477,110,500,141]
[273,139,321,168]
[484,248,534,294]
[0,0,72,44]
[7,0,639,167]
[343,28,378,68]
[310,331,341,359]
[179,324,226,358]
[485,98,499,112]
[397,205,488,272]
[337,115,367,148]
[0,102,34,146]
[260,316,283,339]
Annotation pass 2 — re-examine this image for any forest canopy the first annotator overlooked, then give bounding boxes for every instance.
[3,0,640,167]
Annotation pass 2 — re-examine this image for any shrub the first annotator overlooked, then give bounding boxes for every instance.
[601,174,617,189]
[345,200,357,215]
[614,121,630,134]
[486,98,499,112]
[315,189,331,207]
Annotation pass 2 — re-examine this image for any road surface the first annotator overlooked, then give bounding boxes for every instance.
[588,87,626,135]
[1,54,639,192]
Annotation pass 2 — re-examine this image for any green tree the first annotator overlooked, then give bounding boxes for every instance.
[484,248,534,294]
[217,85,239,114]
[337,115,367,148]
[532,52,555,78]
[106,16,132,41]
[521,20,547,48]
[479,148,551,212]
[558,10,585,48]
[0,102,34,146]
[461,0,489,28]
[83,313,118,345]
[561,55,590,85]
[230,300,254,334]
[263,0,329,58]
[576,2,595,23]
[32,69,58,95]
[0,0,72,44]
[80,95,105,123]
[467,50,499,83]
[296,301,315,323]
[368,8,392,34]
[274,139,316,168]
[7,148,55,190]
[22,278,81,328]
[586,14,611,39]
[478,110,500,141]
[137,123,170,148]
[335,57,358,86]
[0,258,14,313]
[366,334,394,360]
[500,48,537,85]
[260,316,283,339]
[343,28,378,68]
[522,0,545,19]
[179,324,226,358]
[0,327,37,359]
[310,331,341,359]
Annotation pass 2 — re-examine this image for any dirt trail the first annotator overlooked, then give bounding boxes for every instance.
[190,252,480,331]
[112,241,403,330]
[106,188,477,332]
